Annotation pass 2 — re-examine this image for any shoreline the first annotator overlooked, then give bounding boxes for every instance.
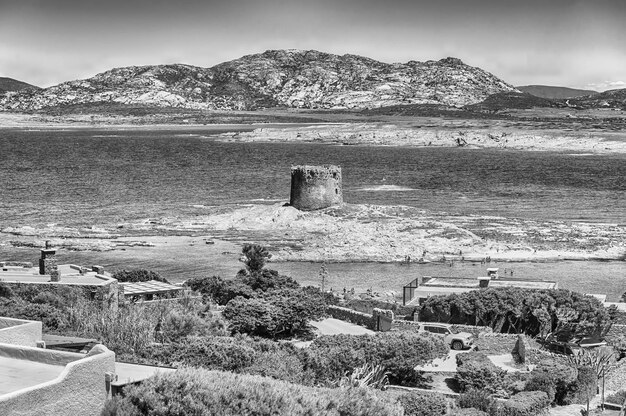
[2,203,624,264]
[216,123,626,154]
[2,112,626,154]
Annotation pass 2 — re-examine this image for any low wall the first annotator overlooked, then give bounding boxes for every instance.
[0,344,116,416]
[2,279,120,309]
[327,305,376,330]
[0,317,42,347]
[475,333,540,356]
[391,320,493,338]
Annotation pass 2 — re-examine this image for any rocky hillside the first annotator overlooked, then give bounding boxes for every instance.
[0,49,518,111]
[466,91,563,111]
[517,85,597,99]
[0,77,39,95]
[569,88,626,109]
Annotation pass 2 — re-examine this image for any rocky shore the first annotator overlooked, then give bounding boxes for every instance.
[217,123,626,154]
[2,203,624,264]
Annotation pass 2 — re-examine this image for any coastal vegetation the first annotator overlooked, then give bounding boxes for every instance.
[1,244,624,416]
[418,287,614,341]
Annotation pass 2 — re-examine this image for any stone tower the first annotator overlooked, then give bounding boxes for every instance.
[290,165,343,211]
[39,243,60,282]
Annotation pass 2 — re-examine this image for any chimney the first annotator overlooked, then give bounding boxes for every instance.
[478,276,490,288]
[92,265,105,274]
[40,247,60,282]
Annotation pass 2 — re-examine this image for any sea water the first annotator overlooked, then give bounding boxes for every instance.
[1,127,625,226]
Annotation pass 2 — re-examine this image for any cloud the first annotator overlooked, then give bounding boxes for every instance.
[584,80,626,92]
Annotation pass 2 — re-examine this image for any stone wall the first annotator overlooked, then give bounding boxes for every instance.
[327,305,376,330]
[391,319,493,338]
[2,279,120,309]
[290,165,343,211]
[0,344,116,416]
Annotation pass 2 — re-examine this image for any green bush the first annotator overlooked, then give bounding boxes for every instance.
[398,390,447,416]
[524,358,577,405]
[498,391,550,416]
[101,368,403,416]
[186,275,257,305]
[241,244,271,273]
[418,287,612,341]
[306,332,448,386]
[243,347,313,385]
[137,336,258,371]
[458,388,495,412]
[112,269,169,283]
[0,283,13,298]
[455,352,507,394]
[571,366,597,404]
[241,268,300,292]
[223,288,326,339]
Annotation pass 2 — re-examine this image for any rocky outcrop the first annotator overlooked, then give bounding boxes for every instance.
[569,88,626,109]
[0,49,518,111]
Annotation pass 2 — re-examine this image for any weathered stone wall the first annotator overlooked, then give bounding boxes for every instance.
[290,165,343,211]
[327,305,376,330]
[1,279,119,309]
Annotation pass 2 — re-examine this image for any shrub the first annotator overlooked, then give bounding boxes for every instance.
[242,347,313,386]
[398,391,447,416]
[223,288,326,339]
[306,332,448,386]
[241,244,271,273]
[458,388,496,412]
[498,391,550,416]
[0,283,13,298]
[418,287,612,341]
[101,368,403,416]
[137,336,257,371]
[66,296,219,354]
[187,276,257,305]
[241,268,300,292]
[112,268,169,283]
[571,366,597,404]
[524,358,577,405]
[455,352,507,394]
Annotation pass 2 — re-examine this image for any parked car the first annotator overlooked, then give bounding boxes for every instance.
[416,323,474,350]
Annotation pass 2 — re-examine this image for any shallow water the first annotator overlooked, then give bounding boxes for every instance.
[1,128,625,226]
[1,128,625,299]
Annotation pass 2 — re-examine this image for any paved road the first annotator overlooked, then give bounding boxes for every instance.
[310,318,375,336]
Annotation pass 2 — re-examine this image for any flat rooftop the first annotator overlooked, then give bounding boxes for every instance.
[121,280,183,296]
[113,362,176,387]
[422,277,557,290]
[0,356,65,395]
[0,264,114,286]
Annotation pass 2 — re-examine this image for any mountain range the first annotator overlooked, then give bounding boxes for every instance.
[0,50,518,111]
[0,77,39,95]
[516,85,597,99]
[1,50,624,113]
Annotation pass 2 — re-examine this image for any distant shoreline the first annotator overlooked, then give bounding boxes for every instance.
[2,112,626,154]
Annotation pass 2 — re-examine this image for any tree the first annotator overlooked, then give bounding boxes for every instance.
[186,275,256,305]
[223,289,326,338]
[112,269,169,283]
[241,244,271,273]
[240,268,299,292]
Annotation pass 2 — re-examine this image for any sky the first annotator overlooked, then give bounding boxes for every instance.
[1,0,624,91]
